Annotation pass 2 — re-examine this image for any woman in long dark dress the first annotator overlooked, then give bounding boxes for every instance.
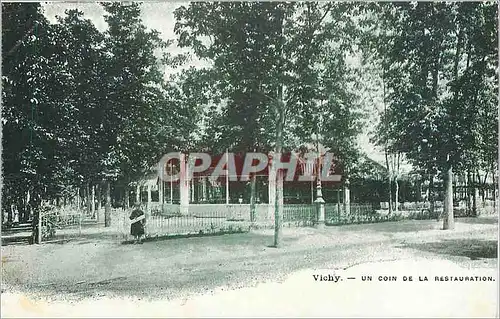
[129,206,145,244]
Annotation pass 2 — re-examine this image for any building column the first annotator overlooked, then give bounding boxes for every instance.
[225,173,230,205]
[159,180,163,204]
[158,179,164,214]
[191,178,195,203]
[147,183,152,213]
[136,184,141,205]
[170,178,173,204]
[343,178,350,216]
[202,176,207,202]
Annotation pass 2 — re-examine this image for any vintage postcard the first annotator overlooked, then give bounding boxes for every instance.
[1,1,499,317]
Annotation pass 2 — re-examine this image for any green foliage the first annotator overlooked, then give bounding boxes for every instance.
[2,3,58,203]
[4,2,495,228]
[40,203,58,239]
[174,2,365,170]
[2,3,196,217]
[363,2,498,175]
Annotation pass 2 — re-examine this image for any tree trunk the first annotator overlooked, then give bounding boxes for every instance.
[35,208,41,244]
[442,27,462,228]
[394,176,399,213]
[272,4,288,248]
[91,185,95,219]
[466,171,472,216]
[76,188,81,211]
[429,174,435,217]
[381,58,392,215]
[24,191,30,222]
[416,179,422,202]
[475,171,482,216]
[480,171,487,206]
[274,168,284,247]
[385,151,393,215]
[273,89,285,248]
[105,181,111,227]
[96,184,101,222]
[395,153,401,212]
[443,162,455,230]
[250,174,257,222]
[29,191,42,244]
[472,172,478,217]
[179,153,189,214]
[6,198,12,224]
[85,183,91,217]
[493,170,497,211]
[273,124,284,248]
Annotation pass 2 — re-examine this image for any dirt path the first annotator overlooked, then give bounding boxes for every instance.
[2,218,498,302]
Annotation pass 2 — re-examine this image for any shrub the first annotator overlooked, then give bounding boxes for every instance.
[40,203,58,240]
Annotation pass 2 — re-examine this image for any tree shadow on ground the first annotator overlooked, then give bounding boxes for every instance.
[37,227,303,248]
[400,239,498,260]
[42,232,123,244]
[336,220,439,233]
[143,231,302,249]
[335,216,498,234]
[456,216,498,225]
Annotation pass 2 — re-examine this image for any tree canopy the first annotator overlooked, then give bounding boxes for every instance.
[2,2,496,234]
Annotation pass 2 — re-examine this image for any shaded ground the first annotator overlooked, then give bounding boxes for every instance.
[457,216,499,225]
[403,238,498,260]
[1,216,498,303]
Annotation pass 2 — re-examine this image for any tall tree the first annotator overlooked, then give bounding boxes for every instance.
[100,2,186,224]
[2,3,71,225]
[49,9,108,215]
[175,2,363,246]
[2,3,195,231]
[362,2,498,228]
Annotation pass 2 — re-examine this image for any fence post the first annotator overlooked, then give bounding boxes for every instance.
[315,198,325,228]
